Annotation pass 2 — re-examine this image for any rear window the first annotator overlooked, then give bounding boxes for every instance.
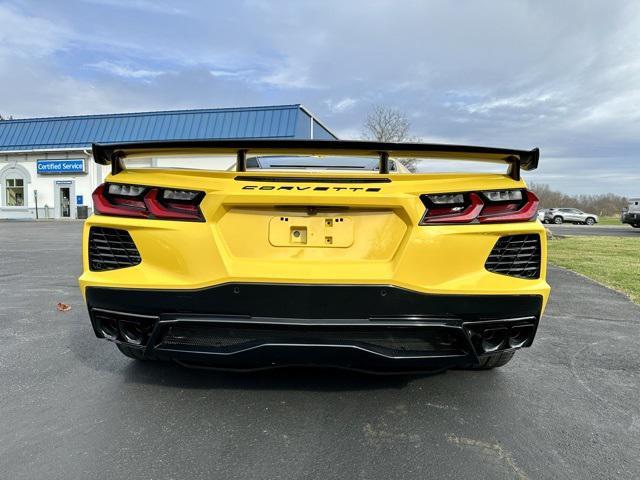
[246,156,398,171]
[123,154,405,172]
[119,153,514,175]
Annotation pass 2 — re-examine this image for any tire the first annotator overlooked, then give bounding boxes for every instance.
[468,351,515,370]
[117,343,151,361]
[585,217,595,226]
[553,216,563,224]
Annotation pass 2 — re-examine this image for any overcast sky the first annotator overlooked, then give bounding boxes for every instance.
[1,0,639,195]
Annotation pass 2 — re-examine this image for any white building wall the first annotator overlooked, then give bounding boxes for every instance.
[0,150,108,219]
[0,150,234,219]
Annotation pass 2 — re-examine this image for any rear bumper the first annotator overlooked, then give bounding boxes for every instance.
[86,283,543,372]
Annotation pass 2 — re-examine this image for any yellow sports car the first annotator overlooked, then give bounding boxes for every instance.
[79,140,549,372]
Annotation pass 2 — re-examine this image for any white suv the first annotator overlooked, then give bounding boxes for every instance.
[544,208,598,225]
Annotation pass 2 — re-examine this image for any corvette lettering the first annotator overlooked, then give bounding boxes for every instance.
[242,185,381,192]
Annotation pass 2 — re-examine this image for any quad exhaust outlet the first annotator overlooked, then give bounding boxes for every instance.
[467,322,536,355]
[93,309,157,346]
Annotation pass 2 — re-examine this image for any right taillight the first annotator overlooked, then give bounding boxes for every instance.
[420,189,538,225]
[93,183,205,221]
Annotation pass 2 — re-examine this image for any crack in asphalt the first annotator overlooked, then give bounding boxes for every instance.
[446,433,529,480]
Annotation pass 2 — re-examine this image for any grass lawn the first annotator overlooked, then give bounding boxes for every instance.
[547,236,640,303]
[597,216,623,225]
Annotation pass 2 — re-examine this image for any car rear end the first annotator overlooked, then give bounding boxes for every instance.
[79,140,550,372]
[622,198,640,227]
[544,208,558,223]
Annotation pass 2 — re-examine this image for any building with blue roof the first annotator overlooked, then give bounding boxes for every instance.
[0,104,336,219]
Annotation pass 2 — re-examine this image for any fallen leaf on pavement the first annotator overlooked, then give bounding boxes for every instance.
[56,302,71,312]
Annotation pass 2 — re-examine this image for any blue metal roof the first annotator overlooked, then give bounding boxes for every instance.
[0,104,336,152]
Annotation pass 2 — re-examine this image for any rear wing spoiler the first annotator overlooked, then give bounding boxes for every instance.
[92,139,539,180]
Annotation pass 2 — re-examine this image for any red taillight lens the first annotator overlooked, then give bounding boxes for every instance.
[420,189,538,225]
[143,188,204,220]
[420,193,484,224]
[478,190,539,223]
[93,183,204,221]
[92,184,148,218]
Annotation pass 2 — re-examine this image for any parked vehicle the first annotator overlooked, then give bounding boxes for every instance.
[621,198,640,228]
[79,139,549,372]
[544,208,598,225]
[537,209,547,222]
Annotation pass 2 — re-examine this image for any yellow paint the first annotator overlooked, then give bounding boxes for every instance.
[79,169,550,314]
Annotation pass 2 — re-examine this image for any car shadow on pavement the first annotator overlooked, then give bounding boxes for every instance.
[120,359,449,392]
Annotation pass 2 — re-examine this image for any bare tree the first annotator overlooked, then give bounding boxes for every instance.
[0,114,14,121]
[362,105,417,172]
[363,105,411,142]
[529,182,628,217]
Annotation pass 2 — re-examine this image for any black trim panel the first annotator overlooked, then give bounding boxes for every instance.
[234,176,391,184]
[168,345,472,373]
[86,284,543,372]
[86,283,543,321]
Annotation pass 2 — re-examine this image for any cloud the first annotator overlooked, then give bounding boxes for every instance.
[455,92,556,115]
[1,0,639,194]
[324,97,358,113]
[209,69,243,78]
[256,64,318,89]
[87,61,168,80]
[0,4,71,58]
[80,0,189,16]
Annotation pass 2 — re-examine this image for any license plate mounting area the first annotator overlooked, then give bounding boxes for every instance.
[269,216,354,247]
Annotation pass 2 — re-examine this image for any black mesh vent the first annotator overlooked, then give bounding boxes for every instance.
[485,234,541,279]
[89,227,141,271]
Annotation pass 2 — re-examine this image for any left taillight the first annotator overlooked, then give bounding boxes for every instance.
[92,183,205,221]
[420,189,539,225]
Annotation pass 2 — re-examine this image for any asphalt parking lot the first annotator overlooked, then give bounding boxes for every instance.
[547,223,638,237]
[1,221,639,480]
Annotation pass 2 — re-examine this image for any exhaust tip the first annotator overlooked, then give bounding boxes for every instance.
[94,312,119,340]
[120,320,154,345]
[508,324,535,348]
[466,321,536,355]
[92,309,157,345]
[480,327,508,353]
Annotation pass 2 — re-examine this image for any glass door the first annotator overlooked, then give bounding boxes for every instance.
[60,187,70,217]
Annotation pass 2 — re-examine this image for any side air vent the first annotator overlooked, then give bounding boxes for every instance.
[485,234,541,279]
[89,227,141,271]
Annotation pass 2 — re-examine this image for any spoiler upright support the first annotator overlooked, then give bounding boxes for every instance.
[378,151,390,174]
[506,157,521,181]
[111,151,125,175]
[236,149,248,172]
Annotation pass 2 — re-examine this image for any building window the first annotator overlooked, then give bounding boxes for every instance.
[5,178,25,206]
[0,164,30,208]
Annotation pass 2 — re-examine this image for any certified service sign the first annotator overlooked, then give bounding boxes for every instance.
[37,159,85,175]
